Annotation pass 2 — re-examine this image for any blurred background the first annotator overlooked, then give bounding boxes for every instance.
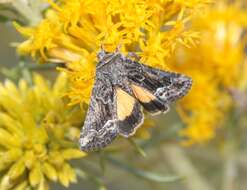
[0,22,20,77]
[0,0,247,190]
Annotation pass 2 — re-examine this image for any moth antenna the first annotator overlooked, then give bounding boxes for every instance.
[100,44,106,51]
[115,44,122,52]
[127,52,141,61]
[97,45,106,60]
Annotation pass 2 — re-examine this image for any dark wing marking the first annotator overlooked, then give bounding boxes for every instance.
[131,83,169,115]
[79,77,118,152]
[116,88,144,137]
[125,60,192,114]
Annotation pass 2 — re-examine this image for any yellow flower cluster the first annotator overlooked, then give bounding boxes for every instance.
[15,0,210,105]
[0,73,86,190]
[169,1,247,145]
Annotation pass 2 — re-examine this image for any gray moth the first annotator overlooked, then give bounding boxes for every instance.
[79,48,192,152]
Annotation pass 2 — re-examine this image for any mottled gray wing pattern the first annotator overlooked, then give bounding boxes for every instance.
[79,77,118,151]
[79,50,192,152]
[125,60,192,114]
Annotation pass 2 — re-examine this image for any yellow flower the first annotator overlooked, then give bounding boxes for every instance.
[135,119,156,140]
[15,0,209,106]
[0,73,86,190]
[169,0,247,145]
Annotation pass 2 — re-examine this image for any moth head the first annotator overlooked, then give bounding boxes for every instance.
[97,46,122,61]
[97,48,107,60]
[96,48,122,69]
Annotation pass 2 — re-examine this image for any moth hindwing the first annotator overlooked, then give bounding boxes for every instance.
[79,48,192,151]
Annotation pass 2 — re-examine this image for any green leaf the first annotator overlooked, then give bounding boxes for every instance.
[0,67,21,82]
[128,138,146,157]
[141,123,183,149]
[107,156,183,183]
[0,4,26,24]
[99,150,106,175]
[0,14,9,22]
[75,169,107,190]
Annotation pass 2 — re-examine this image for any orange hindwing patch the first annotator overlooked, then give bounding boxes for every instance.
[131,84,156,103]
[116,88,136,120]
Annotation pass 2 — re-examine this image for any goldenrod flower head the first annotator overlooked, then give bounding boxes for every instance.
[0,73,86,190]
[169,0,247,145]
[15,0,210,105]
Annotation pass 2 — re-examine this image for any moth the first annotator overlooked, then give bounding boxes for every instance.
[79,48,192,151]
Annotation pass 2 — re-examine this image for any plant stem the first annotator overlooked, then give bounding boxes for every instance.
[12,0,42,25]
[221,142,238,190]
[162,145,214,190]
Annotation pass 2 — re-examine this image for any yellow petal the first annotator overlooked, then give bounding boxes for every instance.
[0,128,21,148]
[49,151,64,168]
[0,175,12,190]
[0,113,23,137]
[18,79,28,95]
[13,21,34,37]
[23,151,36,169]
[0,162,10,171]
[13,181,28,190]
[8,159,25,180]
[62,149,87,160]
[63,163,77,183]
[52,72,68,96]
[3,149,23,163]
[66,127,81,140]
[42,162,57,181]
[33,74,50,94]
[38,179,49,190]
[29,163,43,187]
[135,128,151,140]
[4,80,19,98]
[58,164,72,187]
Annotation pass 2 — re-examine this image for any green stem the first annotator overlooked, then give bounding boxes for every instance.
[75,169,107,190]
[106,156,183,183]
[19,60,32,85]
[162,145,214,190]
[221,143,238,190]
[26,63,62,70]
[221,109,239,190]
[128,138,147,157]
[12,0,42,25]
